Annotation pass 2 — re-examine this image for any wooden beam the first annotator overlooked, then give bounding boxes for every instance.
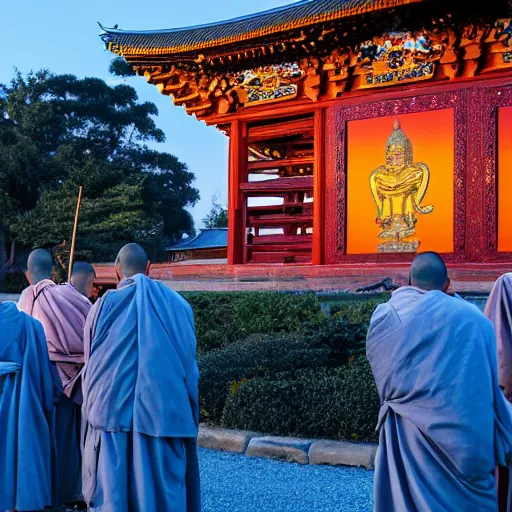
[240,176,313,193]
[248,117,314,141]
[312,108,325,265]
[248,214,313,227]
[247,157,314,171]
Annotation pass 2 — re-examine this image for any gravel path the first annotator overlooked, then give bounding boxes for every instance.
[199,448,374,512]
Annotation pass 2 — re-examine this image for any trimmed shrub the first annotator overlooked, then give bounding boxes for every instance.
[221,357,380,442]
[185,293,239,353]
[330,298,386,324]
[191,291,383,441]
[198,315,368,424]
[184,291,323,353]
[233,292,322,336]
[198,334,334,423]
[302,315,368,365]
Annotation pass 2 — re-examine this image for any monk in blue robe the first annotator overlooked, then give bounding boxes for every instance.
[0,301,58,511]
[82,243,201,512]
[18,249,93,508]
[367,252,512,511]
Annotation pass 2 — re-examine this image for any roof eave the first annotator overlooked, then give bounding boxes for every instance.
[99,0,426,59]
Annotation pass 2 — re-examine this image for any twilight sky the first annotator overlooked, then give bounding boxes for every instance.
[1,0,287,227]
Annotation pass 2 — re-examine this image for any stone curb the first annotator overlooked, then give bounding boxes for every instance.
[198,424,377,469]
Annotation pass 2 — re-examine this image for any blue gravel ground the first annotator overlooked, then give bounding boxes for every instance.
[199,448,374,512]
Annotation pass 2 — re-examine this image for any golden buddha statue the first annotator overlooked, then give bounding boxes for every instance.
[370,118,433,252]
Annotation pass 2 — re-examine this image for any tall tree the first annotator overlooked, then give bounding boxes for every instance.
[0,70,199,270]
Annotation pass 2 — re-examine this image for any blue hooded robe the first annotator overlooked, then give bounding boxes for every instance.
[82,274,200,511]
[0,302,57,511]
[367,287,512,511]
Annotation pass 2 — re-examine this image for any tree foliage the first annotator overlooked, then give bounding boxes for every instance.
[109,57,137,78]
[0,70,199,265]
[202,194,228,229]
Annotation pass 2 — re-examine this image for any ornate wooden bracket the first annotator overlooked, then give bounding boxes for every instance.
[128,19,512,121]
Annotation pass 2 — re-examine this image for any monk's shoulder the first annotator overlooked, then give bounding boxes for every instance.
[368,301,399,334]
[371,301,394,321]
[443,294,492,330]
[154,281,193,314]
[18,285,34,299]
[97,287,123,309]
[17,285,34,307]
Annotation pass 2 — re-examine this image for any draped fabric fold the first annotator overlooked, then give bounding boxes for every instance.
[18,279,91,505]
[0,361,21,377]
[82,274,200,512]
[484,273,512,511]
[0,302,57,512]
[367,287,512,511]
[83,274,198,436]
[484,273,512,401]
[18,280,91,402]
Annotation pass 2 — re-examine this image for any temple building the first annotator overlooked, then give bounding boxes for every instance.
[100,0,512,270]
[166,228,228,262]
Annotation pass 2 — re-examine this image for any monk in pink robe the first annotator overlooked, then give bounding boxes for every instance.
[485,273,512,512]
[18,249,94,508]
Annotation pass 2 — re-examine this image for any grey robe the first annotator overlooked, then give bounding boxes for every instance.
[81,274,200,512]
[367,287,512,511]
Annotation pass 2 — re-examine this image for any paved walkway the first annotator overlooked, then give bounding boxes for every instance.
[199,448,373,512]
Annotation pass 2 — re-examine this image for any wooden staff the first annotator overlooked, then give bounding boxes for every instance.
[68,186,83,282]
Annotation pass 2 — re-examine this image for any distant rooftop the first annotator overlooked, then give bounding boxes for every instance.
[166,228,228,252]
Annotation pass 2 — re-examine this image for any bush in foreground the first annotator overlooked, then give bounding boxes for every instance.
[184,291,323,353]
[198,316,369,424]
[198,334,333,423]
[221,357,380,442]
[329,298,386,324]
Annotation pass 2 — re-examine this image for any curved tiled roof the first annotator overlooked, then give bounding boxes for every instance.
[100,0,424,56]
[166,228,228,251]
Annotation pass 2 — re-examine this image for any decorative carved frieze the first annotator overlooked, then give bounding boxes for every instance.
[482,19,512,73]
[130,19,512,120]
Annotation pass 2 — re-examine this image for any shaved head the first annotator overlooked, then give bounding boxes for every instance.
[27,249,53,285]
[71,261,96,298]
[410,252,449,292]
[115,243,149,279]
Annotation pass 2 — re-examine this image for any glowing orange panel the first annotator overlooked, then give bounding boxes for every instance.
[346,109,454,255]
[498,107,512,252]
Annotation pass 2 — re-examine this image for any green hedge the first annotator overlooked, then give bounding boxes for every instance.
[302,314,369,364]
[183,292,386,354]
[198,316,368,424]
[193,291,385,442]
[221,357,380,442]
[183,292,323,353]
[329,298,386,324]
[198,334,333,423]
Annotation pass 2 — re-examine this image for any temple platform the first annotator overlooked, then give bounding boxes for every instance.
[92,262,511,294]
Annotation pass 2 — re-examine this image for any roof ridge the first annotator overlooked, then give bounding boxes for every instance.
[101,0,424,56]
[99,0,315,35]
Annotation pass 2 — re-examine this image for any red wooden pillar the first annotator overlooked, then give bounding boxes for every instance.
[227,119,246,265]
[312,108,325,265]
